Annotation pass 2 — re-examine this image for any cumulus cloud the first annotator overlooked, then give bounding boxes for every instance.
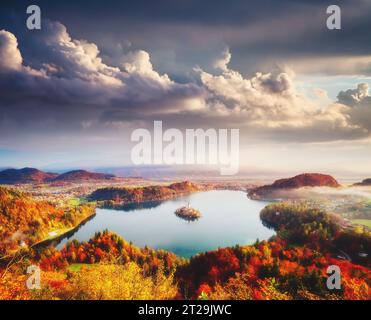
[25,21,123,86]
[0,30,22,71]
[212,48,231,72]
[336,83,371,134]
[337,83,370,106]
[199,48,298,121]
[121,50,170,83]
[0,21,205,128]
[0,22,370,146]
[196,52,369,141]
[200,56,296,118]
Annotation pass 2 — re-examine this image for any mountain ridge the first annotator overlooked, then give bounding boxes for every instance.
[52,170,115,182]
[0,167,116,184]
[0,167,58,184]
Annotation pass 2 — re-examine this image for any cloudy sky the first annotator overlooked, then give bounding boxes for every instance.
[0,0,371,176]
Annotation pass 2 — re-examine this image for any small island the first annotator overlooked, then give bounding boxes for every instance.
[175,203,201,221]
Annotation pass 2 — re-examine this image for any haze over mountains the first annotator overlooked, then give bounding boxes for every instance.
[0,167,370,188]
[0,168,58,184]
[0,168,116,184]
[354,179,371,186]
[52,170,114,182]
[249,173,342,199]
[267,173,340,189]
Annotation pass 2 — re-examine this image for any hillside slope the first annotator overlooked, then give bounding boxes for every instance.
[52,170,115,182]
[249,173,340,199]
[90,181,200,206]
[0,168,58,184]
[0,187,95,256]
[0,168,116,184]
[354,179,371,186]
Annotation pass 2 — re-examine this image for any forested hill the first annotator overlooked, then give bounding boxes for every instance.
[52,170,115,182]
[89,181,201,205]
[249,173,340,199]
[0,187,94,256]
[0,168,58,184]
[0,168,116,184]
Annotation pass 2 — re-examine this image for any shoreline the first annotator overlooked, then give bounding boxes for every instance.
[1,188,268,263]
[0,209,97,264]
[95,188,211,209]
[34,210,97,248]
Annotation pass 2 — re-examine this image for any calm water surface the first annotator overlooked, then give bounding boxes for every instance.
[57,190,274,257]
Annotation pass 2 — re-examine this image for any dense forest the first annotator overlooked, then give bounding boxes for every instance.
[89,181,201,207]
[261,203,370,266]
[0,191,370,300]
[0,187,95,256]
[38,230,183,275]
[1,228,369,300]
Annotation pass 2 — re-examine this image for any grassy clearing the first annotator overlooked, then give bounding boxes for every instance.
[67,264,92,272]
[351,219,371,228]
[68,198,82,206]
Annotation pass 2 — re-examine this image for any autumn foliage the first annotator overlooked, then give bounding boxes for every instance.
[177,239,370,300]
[0,187,94,256]
[1,194,370,300]
[38,230,183,276]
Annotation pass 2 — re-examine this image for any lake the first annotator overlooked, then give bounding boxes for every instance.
[57,190,274,258]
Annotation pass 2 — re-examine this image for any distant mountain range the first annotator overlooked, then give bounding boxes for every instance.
[0,168,58,184]
[0,168,116,184]
[52,170,114,182]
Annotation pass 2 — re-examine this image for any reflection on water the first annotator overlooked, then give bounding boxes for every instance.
[103,200,164,212]
[56,190,274,258]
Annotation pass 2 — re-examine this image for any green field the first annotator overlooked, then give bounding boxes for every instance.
[68,264,92,272]
[68,198,83,206]
[351,219,371,228]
